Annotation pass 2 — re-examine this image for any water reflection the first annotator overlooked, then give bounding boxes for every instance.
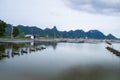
[0,43,120,80]
[0,42,56,60]
[58,65,120,80]
[35,42,57,50]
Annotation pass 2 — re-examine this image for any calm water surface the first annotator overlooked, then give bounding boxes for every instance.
[0,42,120,80]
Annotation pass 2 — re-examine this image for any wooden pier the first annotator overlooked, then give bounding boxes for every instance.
[106,46,120,57]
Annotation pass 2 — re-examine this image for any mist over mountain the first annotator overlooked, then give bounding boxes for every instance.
[15,25,116,39]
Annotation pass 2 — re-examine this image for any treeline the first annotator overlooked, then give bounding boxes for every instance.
[0,20,7,37]
[0,20,19,38]
[0,19,117,39]
[17,25,116,39]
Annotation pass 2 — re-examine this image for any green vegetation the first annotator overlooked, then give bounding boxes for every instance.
[0,20,7,37]
[16,33,26,39]
[12,26,19,37]
[0,20,22,39]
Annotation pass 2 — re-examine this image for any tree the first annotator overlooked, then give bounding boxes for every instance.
[0,20,7,37]
[12,26,19,37]
[19,32,25,38]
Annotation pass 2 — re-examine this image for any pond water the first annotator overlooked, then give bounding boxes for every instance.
[0,42,120,80]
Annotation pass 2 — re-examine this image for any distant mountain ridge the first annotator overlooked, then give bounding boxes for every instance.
[4,23,116,39]
[15,25,116,39]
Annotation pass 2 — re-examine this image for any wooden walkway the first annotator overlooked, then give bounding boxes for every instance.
[106,46,120,57]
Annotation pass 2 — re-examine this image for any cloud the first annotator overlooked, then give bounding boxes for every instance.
[64,0,120,15]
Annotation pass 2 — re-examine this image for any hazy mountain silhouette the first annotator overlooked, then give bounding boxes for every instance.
[106,34,116,39]
[16,25,116,39]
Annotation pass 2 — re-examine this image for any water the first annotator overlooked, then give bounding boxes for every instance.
[0,42,120,80]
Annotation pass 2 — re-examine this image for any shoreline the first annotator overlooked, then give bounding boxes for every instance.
[0,39,34,43]
[0,38,120,43]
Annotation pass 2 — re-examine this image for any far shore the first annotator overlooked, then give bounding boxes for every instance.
[0,38,120,43]
[0,39,34,43]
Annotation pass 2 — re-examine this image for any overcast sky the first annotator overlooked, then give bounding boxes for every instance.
[0,0,120,37]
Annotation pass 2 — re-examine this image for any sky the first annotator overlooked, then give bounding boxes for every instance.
[0,0,120,37]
